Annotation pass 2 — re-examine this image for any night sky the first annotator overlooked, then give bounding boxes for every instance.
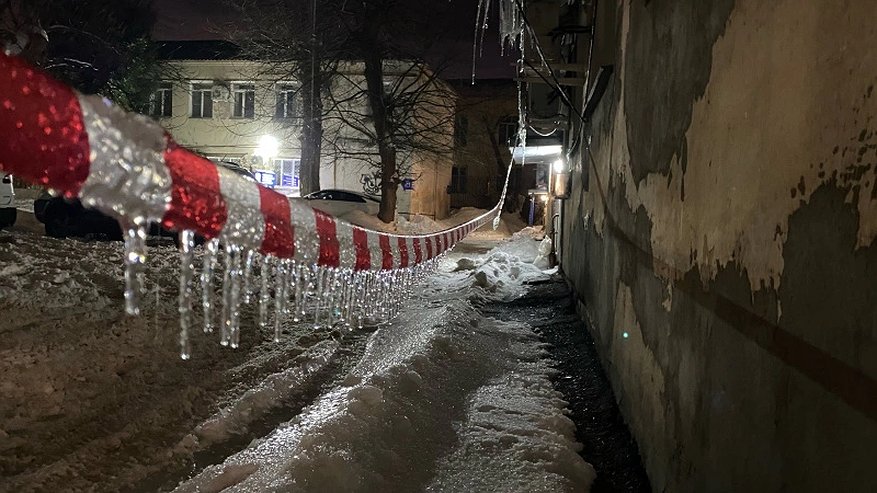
[151,0,516,79]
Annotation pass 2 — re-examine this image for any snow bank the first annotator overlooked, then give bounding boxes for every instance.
[338,210,396,233]
[186,340,339,448]
[0,231,341,491]
[446,227,555,301]
[396,214,441,235]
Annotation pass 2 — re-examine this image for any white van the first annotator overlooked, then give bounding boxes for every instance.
[0,173,16,230]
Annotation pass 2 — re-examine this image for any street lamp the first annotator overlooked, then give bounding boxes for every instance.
[255,134,279,164]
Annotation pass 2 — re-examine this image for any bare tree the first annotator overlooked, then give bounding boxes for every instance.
[224,0,350,195]
[225,0,464,222]
[326,0,464,222]
[1,0,168,113]
[318,58,456,222]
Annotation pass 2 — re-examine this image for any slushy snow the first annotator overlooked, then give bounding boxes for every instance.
[0,221,592,492]
[172,233,593,492]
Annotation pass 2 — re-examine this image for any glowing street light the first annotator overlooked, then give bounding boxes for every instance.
[254,134,279,163]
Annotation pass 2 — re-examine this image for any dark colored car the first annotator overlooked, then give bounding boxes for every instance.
[34,191,124,239]
[34,161,255,240]
[296,189,381,217]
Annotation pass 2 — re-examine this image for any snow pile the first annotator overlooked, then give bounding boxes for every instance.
[0,230,342,491]
[14,198,34,212]
[186,341,339,448]
[338,209,396,233]
[449,227,555,301]
[396,214,442,235]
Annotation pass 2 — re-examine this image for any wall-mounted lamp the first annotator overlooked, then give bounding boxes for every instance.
[551,158,571,199]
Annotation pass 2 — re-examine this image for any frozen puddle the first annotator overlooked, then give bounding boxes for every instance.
[173,233,594,492]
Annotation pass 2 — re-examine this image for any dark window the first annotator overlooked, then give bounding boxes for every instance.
[449,166,467,193]
[191,83,213,118]
[335,191,366,203]
[308,191,332,200]
[233,84,255,118]
[455,115,469,147]
[275,85,298,119]
[498,116,518,146]
[149,83,172,117]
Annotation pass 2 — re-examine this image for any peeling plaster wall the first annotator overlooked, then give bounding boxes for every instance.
[561,1,877,491]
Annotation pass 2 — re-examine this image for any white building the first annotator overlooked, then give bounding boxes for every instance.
[151,41,455,219]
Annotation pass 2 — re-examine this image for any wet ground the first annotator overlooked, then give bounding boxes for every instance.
[1,223,645,492]
[483,278,652,493]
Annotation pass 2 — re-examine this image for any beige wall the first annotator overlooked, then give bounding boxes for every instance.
[157,59,454,218]
[160,60,301,162]
[562,0,877,491]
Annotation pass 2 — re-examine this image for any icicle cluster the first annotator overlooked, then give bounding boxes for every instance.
[498,0,524,50]
[472,0,526,82]
[122,228,441,359]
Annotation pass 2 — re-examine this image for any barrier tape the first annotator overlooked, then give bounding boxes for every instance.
[0,52,499,270]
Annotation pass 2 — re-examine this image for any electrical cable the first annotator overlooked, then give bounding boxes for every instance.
[513,0,589,126]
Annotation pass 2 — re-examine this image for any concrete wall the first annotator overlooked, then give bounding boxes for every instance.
[561,1,877,491]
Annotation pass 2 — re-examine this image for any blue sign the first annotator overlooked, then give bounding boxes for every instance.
[254,171,276,187]
[401,178,414,191]
[281,173,293,187]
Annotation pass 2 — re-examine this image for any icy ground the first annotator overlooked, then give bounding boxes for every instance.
[0,220,593,492]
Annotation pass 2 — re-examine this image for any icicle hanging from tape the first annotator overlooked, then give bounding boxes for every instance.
[0,50,512,359]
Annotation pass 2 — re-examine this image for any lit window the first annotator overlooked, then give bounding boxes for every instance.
[275,85,298,119]
[274,158,301,189]
[149,82,172,117]
[191,83,213,118]
[233,84,256,118]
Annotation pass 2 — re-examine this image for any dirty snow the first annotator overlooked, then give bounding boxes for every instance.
[0,221,592,492]
[13,198,33,213]
[0,232,347,491]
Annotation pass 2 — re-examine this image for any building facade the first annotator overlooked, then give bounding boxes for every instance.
[447,80,518,211]
[152,41,455,219]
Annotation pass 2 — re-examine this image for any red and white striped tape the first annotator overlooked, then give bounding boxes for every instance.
[0,53,497,269]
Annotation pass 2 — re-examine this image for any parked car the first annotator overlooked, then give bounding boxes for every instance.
[34,190,123,239]
[295,189,380,217]
[0,173,16,230]
[34,161,255,240]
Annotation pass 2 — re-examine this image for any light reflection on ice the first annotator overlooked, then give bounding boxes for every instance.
[172,233,592,493]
